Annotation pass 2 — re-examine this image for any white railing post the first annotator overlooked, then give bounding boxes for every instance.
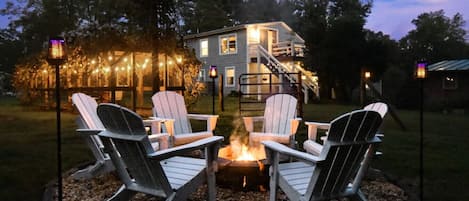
[257,46,262,101]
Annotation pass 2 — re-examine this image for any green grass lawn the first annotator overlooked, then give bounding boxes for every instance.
[1,95,468,200]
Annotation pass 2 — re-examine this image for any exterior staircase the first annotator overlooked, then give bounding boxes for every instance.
[253,44,320,102]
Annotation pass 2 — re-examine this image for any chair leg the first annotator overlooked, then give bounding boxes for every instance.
[106,185,136,201]
[71,159,114,180]
[349,189,367,201]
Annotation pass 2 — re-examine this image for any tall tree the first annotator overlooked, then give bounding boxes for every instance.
[298,0,371,101]
[399,10,468,66]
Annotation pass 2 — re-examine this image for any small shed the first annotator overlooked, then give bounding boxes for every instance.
[427,59,469,112]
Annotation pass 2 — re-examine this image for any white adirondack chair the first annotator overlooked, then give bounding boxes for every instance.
[263,110,383,201]
[152,91,218,147]
[71,93,168,179]
[243,94,301,148]
[92,103,223,201]
[304,102,387,155]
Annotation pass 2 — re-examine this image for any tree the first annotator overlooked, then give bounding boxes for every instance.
[297,0,371,101]
[399,10,469,66]
[6,0,205,104]
[363,30,400,79]
[180,0,231,33]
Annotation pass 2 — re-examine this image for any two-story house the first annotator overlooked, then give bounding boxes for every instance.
[183,21,319,103]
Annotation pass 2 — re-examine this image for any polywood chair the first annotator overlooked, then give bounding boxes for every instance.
[71,93,168,179]
[304,102,387,155]
[92,103,223,201]
[263,110,383,201]
[243,94,301,148]
[152,91,218,147]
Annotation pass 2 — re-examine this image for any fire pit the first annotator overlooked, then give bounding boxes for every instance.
[217,141,269,191]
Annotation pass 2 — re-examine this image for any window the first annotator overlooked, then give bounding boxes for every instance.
[442,75,458,89]
[225,67,235,87]
[198,69,206,82]
[219,34,237,55]
[200,39,208,57]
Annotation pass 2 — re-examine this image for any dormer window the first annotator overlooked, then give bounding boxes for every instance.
[219,34,237,55]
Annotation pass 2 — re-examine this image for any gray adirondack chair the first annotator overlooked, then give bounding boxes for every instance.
[243,94,301,148]
[93,103,223,201]
[263,110,383,201]
[304,102,387,155]
[152,91,218,147]
[71,93,168,179]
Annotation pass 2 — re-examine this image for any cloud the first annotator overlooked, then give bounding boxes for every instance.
[365,0,469,40]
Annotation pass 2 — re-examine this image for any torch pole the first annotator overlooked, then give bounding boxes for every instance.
[55,64,62,201]
[212,78,215,115]
[419,78,424,201]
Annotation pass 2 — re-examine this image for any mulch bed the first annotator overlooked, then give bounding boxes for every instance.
[44,167,407,201]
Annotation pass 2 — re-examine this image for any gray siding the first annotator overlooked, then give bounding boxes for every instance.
[184,22,304,96]
[186,29,249,95]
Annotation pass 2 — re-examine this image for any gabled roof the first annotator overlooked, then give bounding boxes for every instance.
[428,59,469,71]
[183,21,304,43]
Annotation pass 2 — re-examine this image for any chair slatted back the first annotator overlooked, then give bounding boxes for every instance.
[72,93,104,129]
[71,93,106,153]
[97,103,172,195]
[364,102,388,118]
[152,91,192,135]
[308,110,382,199]
[263,94,297,134]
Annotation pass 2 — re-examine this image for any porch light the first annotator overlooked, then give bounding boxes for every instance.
[364,71,371,79]
[416,62,427,79]
[249,27,260,43]
[209,65,218,78]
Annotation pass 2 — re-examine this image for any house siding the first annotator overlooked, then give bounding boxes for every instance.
[186,29,249,95]
[184,22,306,96]
[426,71,469,111]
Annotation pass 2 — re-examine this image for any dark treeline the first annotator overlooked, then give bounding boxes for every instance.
[1,0,468,107]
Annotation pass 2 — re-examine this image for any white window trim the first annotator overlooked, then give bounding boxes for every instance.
[225,66,236,87]
[200,38,208,57]
[219,33,238,55]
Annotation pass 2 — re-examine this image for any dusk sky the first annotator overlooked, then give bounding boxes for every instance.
[0,0,468,40]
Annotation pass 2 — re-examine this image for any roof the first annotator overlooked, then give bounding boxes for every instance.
[183,21,304,43]
[428,59,469,71]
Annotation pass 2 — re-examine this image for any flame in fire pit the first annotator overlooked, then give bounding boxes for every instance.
[236,145,256,161]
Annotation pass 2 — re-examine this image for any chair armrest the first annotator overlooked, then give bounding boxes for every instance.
[148,136,224,160]
[289,118,302,135]
[144,117,175,135]
[148,133,170,150]
[243,116,264,132]
[305,121,330,141]
[262,141,322,164]
[76,129,104,136]
[187,114,219,131]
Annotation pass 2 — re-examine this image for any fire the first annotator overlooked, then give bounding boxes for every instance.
[218,137,266,161]
[236,145,256,161]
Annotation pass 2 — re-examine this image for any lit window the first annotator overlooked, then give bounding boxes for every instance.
[219,34,237,55]
[198,69,206,82]
[200,39,208,57]
[442,75,457,89]
[225,67,235,87]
